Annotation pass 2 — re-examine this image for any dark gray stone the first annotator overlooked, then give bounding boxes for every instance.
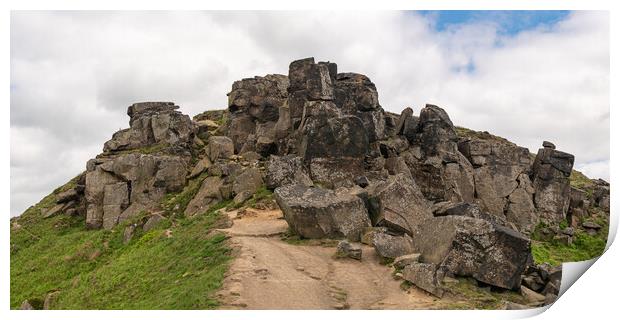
[274,184,371,240]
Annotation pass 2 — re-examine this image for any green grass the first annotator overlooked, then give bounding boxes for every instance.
[230,186,275,209]
[440,277,528,310]
[193,109,228,128]
[161,172,209,216]
[531,218,608,266]
[454,126,511,144]
[11,183,232,309]
[569,169,595,197]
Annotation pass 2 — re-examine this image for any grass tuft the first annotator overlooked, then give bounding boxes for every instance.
[11,184,232,309]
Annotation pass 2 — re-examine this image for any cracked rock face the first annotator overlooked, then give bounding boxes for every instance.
[458,138,537,233]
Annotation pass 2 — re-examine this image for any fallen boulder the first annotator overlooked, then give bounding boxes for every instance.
[367,174,432,235]
[402,262,445,297]
[274,184,371,240]
[412,215,531,290]
[372,231,415,259]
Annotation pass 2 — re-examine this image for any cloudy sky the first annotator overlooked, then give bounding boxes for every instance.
[10,11,609,217]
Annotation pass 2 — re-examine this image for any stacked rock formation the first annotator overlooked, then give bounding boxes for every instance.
[42,57,609,299]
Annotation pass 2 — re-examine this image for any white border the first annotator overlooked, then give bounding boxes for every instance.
[2,1,617,320]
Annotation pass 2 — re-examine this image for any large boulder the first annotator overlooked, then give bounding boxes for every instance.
[232,167,264,197]
[393,107,418,142]
[298,101,368,160]
[184,176,224,216]
[367,174,432,235]
[402,262,445,297]
[103,102,193,154]
[333,73,385,142]
[371,231,415,259]
[530,144,575,224]
[287,58,336,123]
[411,215,531,290]
[405,104,475,203]
[333,73,379,113]
[297,100,369,187]
[458,138,536,233]
[85,154,188,229]
[227,74,289,153]
[206,136,234,161]
[274,184,371,240]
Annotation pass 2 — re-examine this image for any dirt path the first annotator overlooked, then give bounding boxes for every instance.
[216,208,441,310]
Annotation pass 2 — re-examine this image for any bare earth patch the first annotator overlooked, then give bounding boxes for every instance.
[216,208,442,309]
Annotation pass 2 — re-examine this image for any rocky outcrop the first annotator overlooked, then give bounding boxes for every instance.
[103,102,194,154]
[458,138,536,233]
[273,184,371,240]
[227,74,289,154]
[43,57,605,299]
[85,153,188,229]
[530,144,575,224]
[405,105,476,204]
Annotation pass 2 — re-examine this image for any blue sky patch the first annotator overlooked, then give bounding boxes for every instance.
[419,10,571,35]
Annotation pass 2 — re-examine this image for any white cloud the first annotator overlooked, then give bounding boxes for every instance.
[10,11,609,216]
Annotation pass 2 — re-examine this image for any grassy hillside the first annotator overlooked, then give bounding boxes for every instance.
[10,179,232,309]
[528,169,609,266]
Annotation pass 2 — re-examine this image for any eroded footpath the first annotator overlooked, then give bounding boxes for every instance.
[215,208,442,310]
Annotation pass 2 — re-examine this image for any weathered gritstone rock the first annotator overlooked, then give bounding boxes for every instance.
[458,137,536,233]
[530,144,575,224]
[288,58,337,122]
[333,73,385,142]
[274,184,371,240]
[402,262,445,297]
[367,174,432,235]
[85,153,188,229]
[393,107,418,142]
[406,104,475,203]
[206,136,235,161]
[184,176,225,217]
[592,179,610,211]
[264,155,313,189]
[44,58,600,300]
[412,215,531,290]
[227,74,289,153]
[103,102,193,154]
[372,232,415,259]
[431,201,508,227]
